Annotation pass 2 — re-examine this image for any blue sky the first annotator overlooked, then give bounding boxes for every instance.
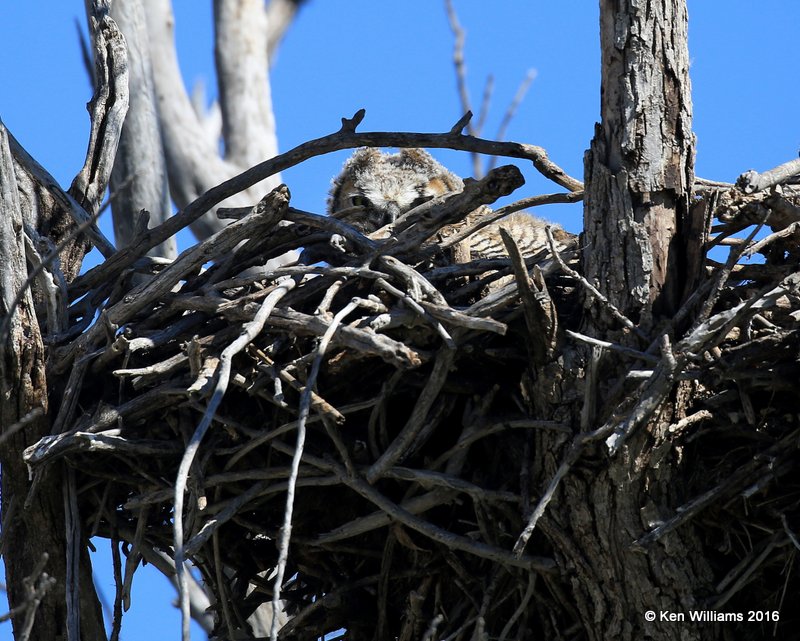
[1,2,798,639]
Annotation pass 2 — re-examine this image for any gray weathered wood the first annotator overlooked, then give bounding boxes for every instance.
[110,0,175,258]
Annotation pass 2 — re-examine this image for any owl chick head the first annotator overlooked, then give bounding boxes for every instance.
[328,147,463,233]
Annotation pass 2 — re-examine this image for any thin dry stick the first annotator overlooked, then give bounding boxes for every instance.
[744,221,799,257]
[0,196,108,345]
[307,453,556,572]
[438,191,583,251]
[487,68,537,172]
[71,110,581,299]
[0,407,44,450]
[474,74,494,138]
[174,280,294,641]
[512,440,584,558]
[496,69,536,144]
[366,348,457,483]
[212,529,236,641]
[375,277,456,348]
[545,225,647,340]
[4,553,56,640]
[498,572,536,641]
[109,539,123,641]
[270,297,363,641]
[694,215,768,329]
[565,329,660,364]
[444,0,481,179]
[63,468,81,641]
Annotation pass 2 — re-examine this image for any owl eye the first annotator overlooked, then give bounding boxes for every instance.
[350,195,369,208]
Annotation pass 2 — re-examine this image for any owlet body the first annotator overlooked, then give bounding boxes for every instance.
[328,148,568,260]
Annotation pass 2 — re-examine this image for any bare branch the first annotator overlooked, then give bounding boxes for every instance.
[142,0,280,238]
[70,8,129,217]
[174,271,295,641]
[265,0,308,63]
[445,0,482,178]
[6,126,115,258]
[737,156,800,194]
[0,553,57,637]
[214,0,278,170]
[545,226,645,339]
[109,0,175,258]
[487,69,537,172]
[270,297,365,641]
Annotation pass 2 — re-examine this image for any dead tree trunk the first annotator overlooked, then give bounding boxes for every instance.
[0,124,108,641]
[585,0,696,327]
[533,2,714,639]
[0,4,126,638]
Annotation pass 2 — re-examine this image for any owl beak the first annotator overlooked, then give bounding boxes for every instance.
[381,202,402,227]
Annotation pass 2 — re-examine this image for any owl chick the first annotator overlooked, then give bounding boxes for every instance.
[328,147,570,260]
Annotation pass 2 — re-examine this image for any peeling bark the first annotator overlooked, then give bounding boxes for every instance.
[0,123,106,641]
[584,0,696,329]
[541,3,715,639]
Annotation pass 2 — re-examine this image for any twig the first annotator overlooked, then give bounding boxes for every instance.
[474,74,494,138]
[222,399,373,471]
[332,458,555,572]
[270,297,363,641]
[175,279,295,641]
[496,69,536,144]
[782,514,800,553]
[109,539,123,641]
[711,533,782,609]
[312,491,448,546]
[545,225,647,340]
[375,277,456,348]
[419,300,507,335]
[513,440,584,558]
[184,480,270,556]
[634,430,799,548]
[694,214,768,328]
[122,508,147,611]
[366,348,456,483]
[438,191,583,251]
[1,553,56,640]
[487,68,537,172]
[744,221,800,257]
[24,429,183,467]
[212,529,236,641]
[444,0,481,178]
[498,572,536,641]
[432,418,570,470]
[604,336,681,455]
[63,468,81,641]
[564,329,660,364]
[384,467,519,503]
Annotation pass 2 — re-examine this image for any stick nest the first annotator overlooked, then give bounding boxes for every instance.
[24,170,800,639]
